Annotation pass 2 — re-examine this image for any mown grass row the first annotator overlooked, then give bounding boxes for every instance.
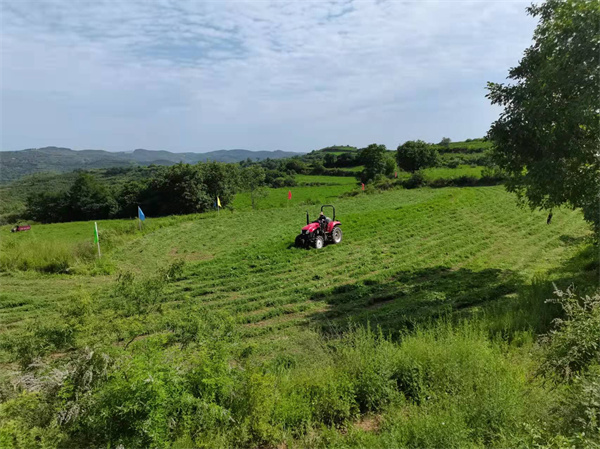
[3,185,588,344]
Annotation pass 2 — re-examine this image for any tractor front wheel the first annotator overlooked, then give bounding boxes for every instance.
[314,236,324,249]
[331,226,342,244]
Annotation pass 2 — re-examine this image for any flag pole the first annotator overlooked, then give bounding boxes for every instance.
[95,222,101,258]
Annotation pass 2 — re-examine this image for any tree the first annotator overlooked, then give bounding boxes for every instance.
[116,180,146,218]
[285,158,308,174]
[396,140,440,173]
[324,153,337,168]
[67,173,118,221]
[359,144,395,182]
[199,162,240,208]
[240,165,267,210]
[25,191,70,223]
[311,159,326,175]
[438,137,451,147]
[140,163,211,216]
[487,0,600,236]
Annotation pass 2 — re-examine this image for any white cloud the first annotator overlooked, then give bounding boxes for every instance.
[1,0,536,152]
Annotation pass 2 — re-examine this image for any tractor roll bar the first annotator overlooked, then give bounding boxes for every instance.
[321,205,335,221]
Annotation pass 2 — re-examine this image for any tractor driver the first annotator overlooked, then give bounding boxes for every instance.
[318,211,331,230]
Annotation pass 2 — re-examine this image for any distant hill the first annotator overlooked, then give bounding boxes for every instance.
[316,145,358,154]
[0,147,302,183]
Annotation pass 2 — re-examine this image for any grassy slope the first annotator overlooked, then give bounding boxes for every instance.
[1,175,597,447]
[1,185,590,342]
[119,186,589,339]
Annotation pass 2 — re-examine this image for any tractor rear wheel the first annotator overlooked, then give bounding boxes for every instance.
[314,236,324,249]
[331,226,342,244]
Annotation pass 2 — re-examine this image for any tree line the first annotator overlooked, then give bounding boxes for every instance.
[22,140,488,224]
[25,162,268,223]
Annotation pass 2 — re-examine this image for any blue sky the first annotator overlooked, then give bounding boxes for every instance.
[1,0,537,153]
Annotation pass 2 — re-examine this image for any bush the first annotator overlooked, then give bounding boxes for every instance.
[0,320,76,369]
[269,176,296,188]
[396,141,440,172]
[445,158,460,168]
[541,288,600,380]
[402,171,426,189]
[109,262,184,318]
[553,364,600,446]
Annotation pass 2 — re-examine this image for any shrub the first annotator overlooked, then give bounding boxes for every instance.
[541,287,600,380]
[396,141,440,172]
[402,171,426,189]
[0,320,76,369]
[553,364,600,446]
[445,158,460,168]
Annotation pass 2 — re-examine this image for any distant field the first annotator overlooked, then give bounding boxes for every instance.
[444,139,492,152]
[422,165,483,179]
[337,165,364,173]
[295,175,357,185]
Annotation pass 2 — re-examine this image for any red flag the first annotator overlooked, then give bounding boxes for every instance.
[361,183,365,191]
[288,190,292,200]
[394,171,398,178]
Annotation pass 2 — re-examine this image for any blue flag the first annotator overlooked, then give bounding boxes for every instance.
[138,206,145,221]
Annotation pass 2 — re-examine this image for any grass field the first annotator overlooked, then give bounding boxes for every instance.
[0,178,598,448]
[233,166,486,211]
[1,184,593,347]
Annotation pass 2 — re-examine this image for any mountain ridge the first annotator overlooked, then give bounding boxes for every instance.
[0,146,304,183]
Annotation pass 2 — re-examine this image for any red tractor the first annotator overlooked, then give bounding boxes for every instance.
[295,205,342,249]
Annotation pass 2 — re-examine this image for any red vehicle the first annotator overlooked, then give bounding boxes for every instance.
[11,225,31,232]
[295,205,342,249]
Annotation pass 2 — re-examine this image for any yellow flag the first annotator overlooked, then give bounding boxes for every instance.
[217,197,222,208]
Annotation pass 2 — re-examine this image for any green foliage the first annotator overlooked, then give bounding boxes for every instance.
[359,144,395,182]
[438,138,492,154]
[396,140,440,173]
[140,162,233,216]
[110,261,184,317]
[0,318,561,448]
[0,146,299,184]
[240,165,267,210]
[541,288,600,380]
[0,319,76,369]
[324,153,337,168]
[0,169,596,447]
[402,171,426,189]
[438,137,451,147]
[68,173,119,221]
[0,238,81,273]
[284,158,309,174]
[487,0,600,237]
[24,162,241,223]
[25,173,117,223]
[552,364,600,447]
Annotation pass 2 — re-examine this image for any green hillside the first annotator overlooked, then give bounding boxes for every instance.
[0,147,302,183]
[0,175,597,448]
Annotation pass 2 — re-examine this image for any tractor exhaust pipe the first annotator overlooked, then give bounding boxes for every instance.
[306,211,310,225]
